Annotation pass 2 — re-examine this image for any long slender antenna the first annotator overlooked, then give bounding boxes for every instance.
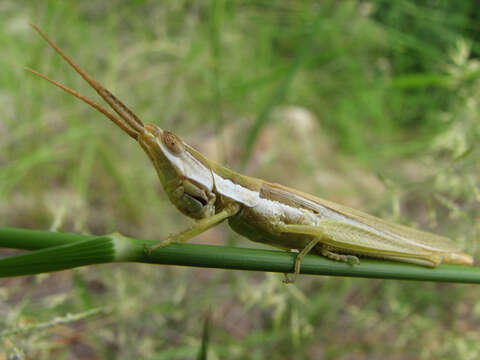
[25,67,138,139]
[30,24,144,134]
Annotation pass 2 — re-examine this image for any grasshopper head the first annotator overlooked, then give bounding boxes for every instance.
[139,123,216,219]
[25,25,216,219]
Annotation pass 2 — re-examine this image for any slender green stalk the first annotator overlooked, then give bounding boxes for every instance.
[0,226,479,283]
[0,226,96,250]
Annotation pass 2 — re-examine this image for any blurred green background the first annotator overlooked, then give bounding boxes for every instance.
[2,0,480,358]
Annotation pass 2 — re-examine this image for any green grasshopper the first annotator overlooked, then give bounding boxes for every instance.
[27,25,473,283]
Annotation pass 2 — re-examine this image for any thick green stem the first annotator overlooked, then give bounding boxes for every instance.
[0,226,479,283]
[0,226,96,250]
[0,236,115,277]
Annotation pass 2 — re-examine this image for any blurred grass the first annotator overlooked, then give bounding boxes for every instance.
[2,0,480,359]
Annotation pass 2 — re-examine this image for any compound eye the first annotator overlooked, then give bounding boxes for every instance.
[162,131,184,154]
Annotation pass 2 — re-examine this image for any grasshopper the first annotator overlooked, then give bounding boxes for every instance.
[27,25,473,283]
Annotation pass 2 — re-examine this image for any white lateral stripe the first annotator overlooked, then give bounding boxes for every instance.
[213,173,258,207]
[157,138,213,191]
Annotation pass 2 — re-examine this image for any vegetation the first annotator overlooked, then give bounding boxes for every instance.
[2,0,480,358]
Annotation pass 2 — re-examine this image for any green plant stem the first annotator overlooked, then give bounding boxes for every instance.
[1,226,479,283]
[0,226,96,250]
